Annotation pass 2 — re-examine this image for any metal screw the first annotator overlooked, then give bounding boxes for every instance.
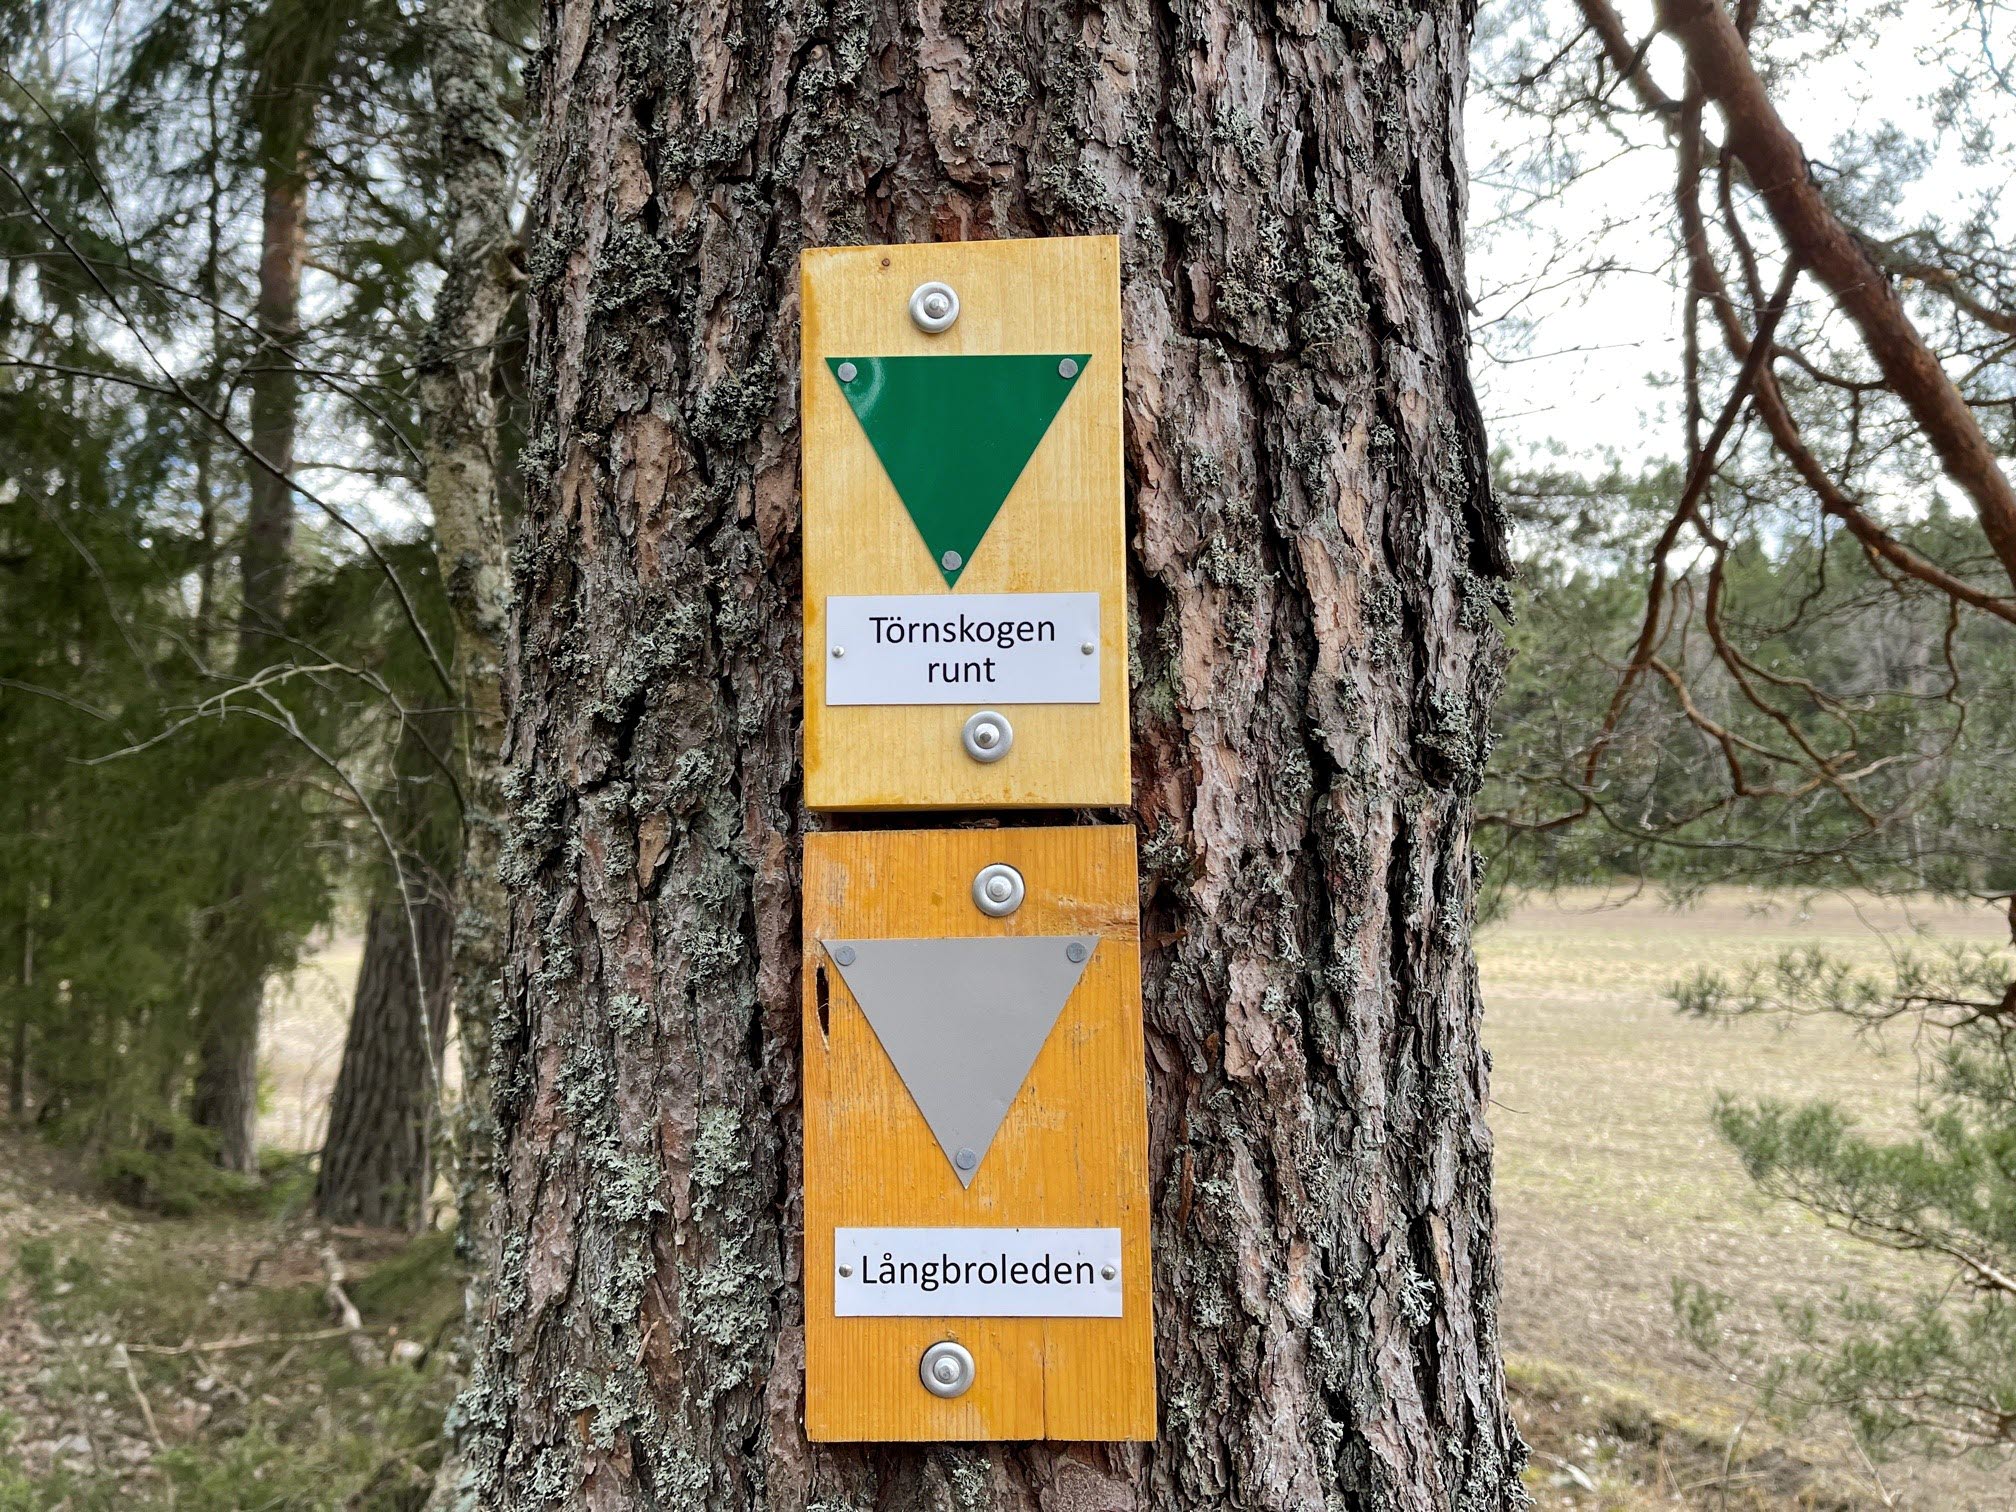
[972,863,1025,918]
[1066,942,1089,964]
[1058,357,1079,379]
[836,360,858,382]
[1101,1263,1118,1280]
[961,710,1013,763]
[954,1147,978,1171]
[838,1262,854,1277]
[1080,641,1095,655]
[920,1341,975,1398]
[941,550,962,571]
[909,281,960,333]
[832,944,856,967]
[832,646,845,659]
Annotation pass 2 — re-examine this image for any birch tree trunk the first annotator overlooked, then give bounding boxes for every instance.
[464,0,1521,1506]
[418,0,518,1231]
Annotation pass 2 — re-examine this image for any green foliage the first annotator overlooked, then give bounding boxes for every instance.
[90,1126,318,1217]
[1668,942,2016,1458]
[0,0,467,1176]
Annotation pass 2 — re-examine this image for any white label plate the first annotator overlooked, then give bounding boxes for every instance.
[833,1226,1123,1317]
[824,593,1100,706]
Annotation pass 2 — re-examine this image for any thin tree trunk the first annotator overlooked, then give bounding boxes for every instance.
[7,894,29,1118]
[465,1,1521,1506]
[413,8,521,1502]
[241,157,305,644]
[316,888,453,1229]
[191,151,307,1175]
[191,972,263,1169]
[416,0,517,1246]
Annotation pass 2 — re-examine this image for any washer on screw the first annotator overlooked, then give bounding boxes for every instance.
[961,710,1013,763]
[919,1341,975,1398]
[972,863,1025,917]
[909,281,959,333]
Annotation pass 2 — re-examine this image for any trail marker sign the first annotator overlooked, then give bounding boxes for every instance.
[801,236,1129,811]
[801,825,1156,1441]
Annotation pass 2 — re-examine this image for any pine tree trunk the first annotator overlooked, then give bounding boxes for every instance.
[241,157,305,646]
[465,1,1521,1506]
[316,888,454,1229]
[191,971,264,1172]
[191,156,308,1174]
[318,707,460,1231]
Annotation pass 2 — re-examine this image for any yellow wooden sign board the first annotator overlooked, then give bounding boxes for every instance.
[801,824,1155,1440]
[800,236,1130,811]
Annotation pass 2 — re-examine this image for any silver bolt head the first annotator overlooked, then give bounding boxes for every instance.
[986,876,1012,902]
[1080,641,1096,655]
[1058,357,1079,379]
[932,1357,960,1383]
[836,360,858,382]
[1066,942,1089,964]
[838,1263,854,1277]
[909,281,960,333]
[941,549,963,571]
[1101,1263,1118,1280]
[832,645,845,659]
[832,944,856,967]
[954,1147,979,1171]
[961,710,1013,764]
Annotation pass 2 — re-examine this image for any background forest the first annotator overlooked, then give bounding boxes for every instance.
[1,0,2012,1506]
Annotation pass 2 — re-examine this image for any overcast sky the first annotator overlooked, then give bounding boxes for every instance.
[1466,0,2015,476]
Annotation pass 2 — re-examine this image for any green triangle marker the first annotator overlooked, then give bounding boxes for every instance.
[829,354,1089,586]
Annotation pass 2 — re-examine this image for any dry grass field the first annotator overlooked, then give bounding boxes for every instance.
[1483,887,2013,1509]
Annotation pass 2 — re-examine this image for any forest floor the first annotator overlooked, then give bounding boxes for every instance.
[1,890,2012,1507]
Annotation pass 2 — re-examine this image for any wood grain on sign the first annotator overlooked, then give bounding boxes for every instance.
[801,825,1156,1441]
[801,236,1129,811]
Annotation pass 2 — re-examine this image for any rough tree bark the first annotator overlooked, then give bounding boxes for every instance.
[317,708,460,1230]
[316,884,453,1228]
[463,0,1520,1507]
[191,149,308,1175]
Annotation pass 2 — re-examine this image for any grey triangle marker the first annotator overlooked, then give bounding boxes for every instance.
[821,936,1098,1187]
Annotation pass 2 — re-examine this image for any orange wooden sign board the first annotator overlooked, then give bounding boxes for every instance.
[800,236,1130,811]
[800,825,1156,1441]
